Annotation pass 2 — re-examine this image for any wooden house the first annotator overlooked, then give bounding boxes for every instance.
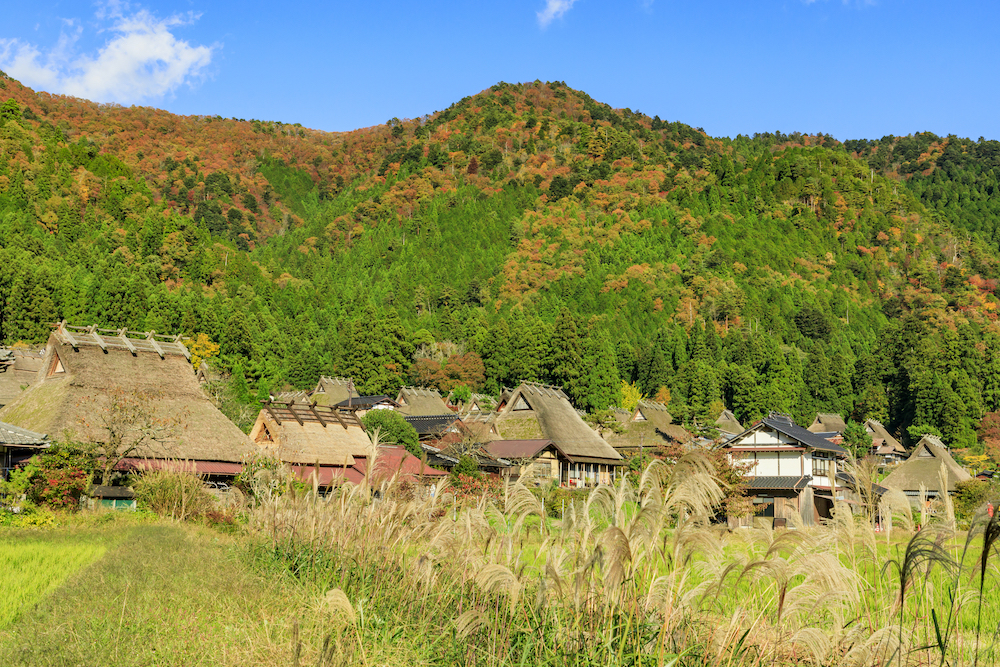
[724,412,849,522]
[603,400,694,452]
[485,439,563,487]
[395,386,452,417]
[0,323,255,478]
[880,435,972,500]
[495,382,623,486]
[0,420,49,480]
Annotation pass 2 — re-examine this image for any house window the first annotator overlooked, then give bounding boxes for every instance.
[812,451,830,477]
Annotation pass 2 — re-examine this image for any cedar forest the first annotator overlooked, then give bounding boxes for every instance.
[3,74,1000,461]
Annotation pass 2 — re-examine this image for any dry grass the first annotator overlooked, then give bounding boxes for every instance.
[245,452,1000,666]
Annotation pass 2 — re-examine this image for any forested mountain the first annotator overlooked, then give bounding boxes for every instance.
[3,73,1000,457]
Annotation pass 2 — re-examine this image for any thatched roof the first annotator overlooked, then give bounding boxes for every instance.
[715,409,744,436]
[0,349,42,408]
[604,400,693,450]
[881,437,971,494]
[395,386,452,416]
[496,382,622,464]
[311,376,360,407]
[250,401,372,466]
[865,419,903,453]
[0,330,254,463]
[808,413,847,434]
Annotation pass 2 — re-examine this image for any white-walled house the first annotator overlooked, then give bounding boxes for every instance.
[724,413,849,522]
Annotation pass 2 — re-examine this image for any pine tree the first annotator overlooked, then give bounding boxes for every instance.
[576,328,622,412]
[547,308,583,393]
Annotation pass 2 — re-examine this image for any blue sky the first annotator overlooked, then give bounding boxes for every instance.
[2,1,998,141]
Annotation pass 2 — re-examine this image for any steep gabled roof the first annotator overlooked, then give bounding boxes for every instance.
[808,413,848,434]
[395,386,451,416]
[497,382,622,464]
[864,419,903,452]
[0,330,254,463]
[726,413,848,456]
[715,409,744,436]
[881,438,972,493]
[604,400,693,450]
[311,376,360,407]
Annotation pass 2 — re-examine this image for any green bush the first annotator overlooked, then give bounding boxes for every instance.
[131,469,216,521]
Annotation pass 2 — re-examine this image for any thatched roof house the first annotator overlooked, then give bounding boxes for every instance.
[865,419,906,465]
[715,409,744,437]
[310,376,360,407]
[880,435,972,499]
[250,400,372,467]
[808,413,848,434]
[0,323,254,466]
[496,382,622,486]
[603,400,694,451]
[395,386,452,417]
[0,348,43,409]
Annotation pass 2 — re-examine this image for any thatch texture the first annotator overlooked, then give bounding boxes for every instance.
[604,400,693,450]
[715,409,743,436]
[250,410,371,466]
[0,333,254,462]
[0,351,41,408]
[497,383,622,464]
[866,419,904,453]
[395,386,452,416]
[881,436,972,494]
[808,413,848,434]
[311,376,360,407]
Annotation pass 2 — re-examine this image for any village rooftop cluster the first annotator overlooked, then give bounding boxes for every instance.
[0,322,990,520]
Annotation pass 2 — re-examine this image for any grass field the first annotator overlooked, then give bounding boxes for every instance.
[1,458,998,666]
[0,529,112,629]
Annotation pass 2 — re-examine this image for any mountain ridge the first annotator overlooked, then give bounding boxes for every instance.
[3,75,1000,458]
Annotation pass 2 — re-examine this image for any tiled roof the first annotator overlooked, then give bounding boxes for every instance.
[334,395,398,409]
[748,475,812,490]
[0,421,48,446]
[403,414,459,436]
[761,414,848,455]
[485,439,554,460]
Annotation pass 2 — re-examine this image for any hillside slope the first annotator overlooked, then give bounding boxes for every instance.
[2,75,1000,454]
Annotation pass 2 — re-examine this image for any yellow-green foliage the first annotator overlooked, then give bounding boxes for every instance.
[0,530,108,628]
[620,379,644,411]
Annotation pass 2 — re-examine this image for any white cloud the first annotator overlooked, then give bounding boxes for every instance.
[537,0,579,28]
[0,6,215,104]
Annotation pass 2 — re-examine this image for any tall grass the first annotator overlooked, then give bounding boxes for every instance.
[246,454,1000,666]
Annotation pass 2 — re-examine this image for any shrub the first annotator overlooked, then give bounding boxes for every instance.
[361,410,420,456]
[132,468,216,521]
[1,444,95,510]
